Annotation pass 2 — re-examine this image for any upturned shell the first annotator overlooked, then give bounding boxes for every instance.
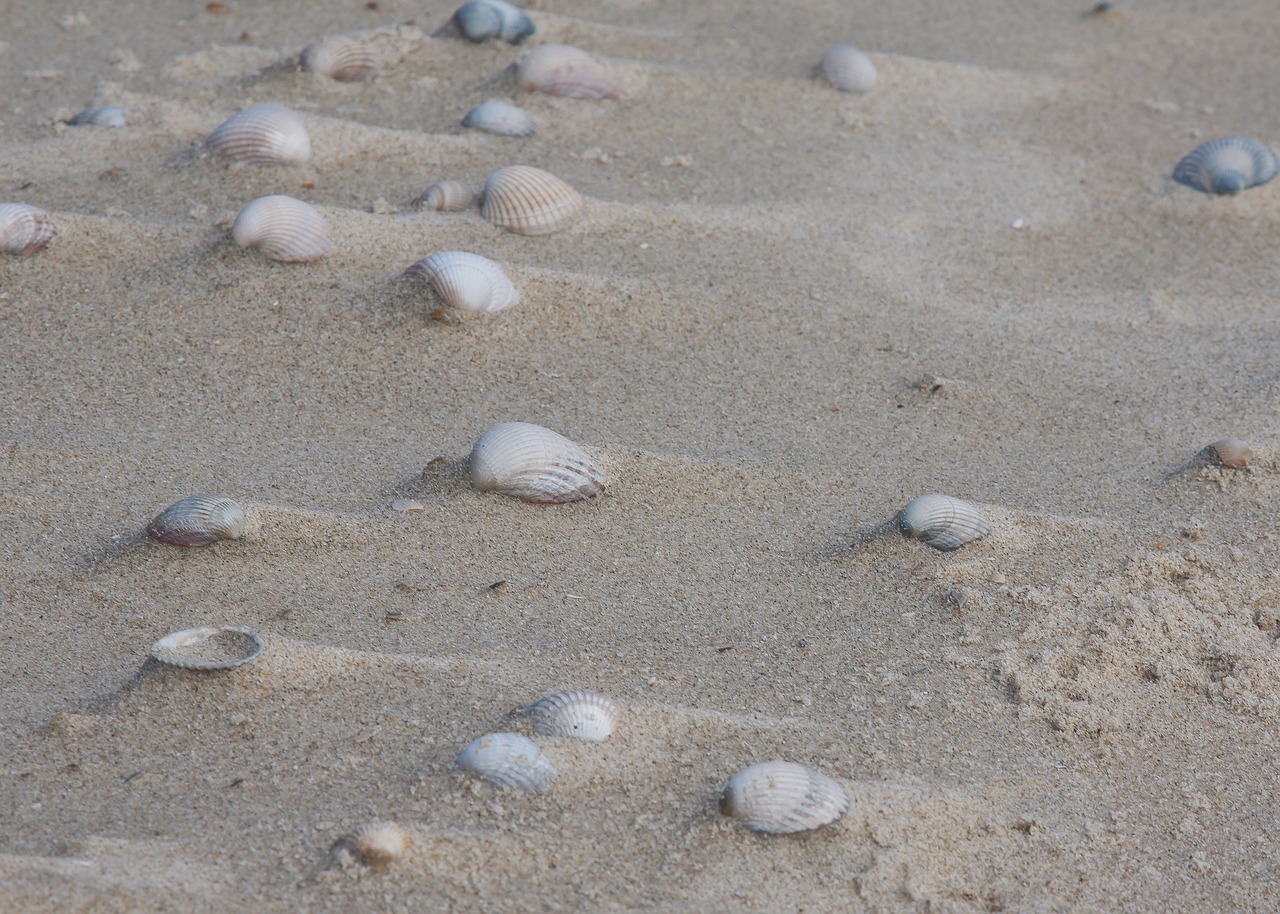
[462,100,537,138]
[469,422,607,504]
[1205,437,1251,469]
[455,732,555,793]
[528,690,620,741]
[68,104,126,127]
[301,35,378,81]
[206,103,311,165]
[719,760,850,835]
[150,625,264,670]
[0,203,56,254]
[897,494,992,552]
[820,43,876,93]
[480,165,584,236]
[232,195,332,262]
[146,494,246,547]
[1173,137,1279,195]
[516,44,622,101]
[404,251,519,313]
[420,180,480,212]
[445,0,536,44]
[331,822,411,867]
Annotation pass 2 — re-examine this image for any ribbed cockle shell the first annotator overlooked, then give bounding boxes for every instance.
[420,180,480,212]
[68,105,126,127]
[455,732,555,793]
[146,494,246,546]
[480,165,584,236]
[301,36,378,81]
[331,822,411,867]
[820,43,876,93]
[1205,437,1251,469]
[445,0,535,44]
[150,625,264,670]
[463,100,537,138]
[516,44,622,101]
[404,251,519,313]
[232,195,332,262]
[1173,137,1279,195]
[719,760,849,834]
[469,422,607,504]
[0,203,56,254]
[206,103,311,165]
[897,494,992,552]
[528,690,621,741]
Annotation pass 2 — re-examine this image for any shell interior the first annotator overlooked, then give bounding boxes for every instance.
[1173,137,1279,195]
[897,494,992,552]
[455,732,555,793]
[528,690,621,741]
[516,44,622,101]
[232,195,332,263]
[206,103,311,165]
[0,203,57,255]
[146,493,246,547]
[469,422,607,503]
[719,760,850,834]
[150,625,264,670]
[404,251,518,313]
[462,100,537,138]
[480,165,584,236]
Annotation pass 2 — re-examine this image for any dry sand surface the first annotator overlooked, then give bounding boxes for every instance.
[3,0,1280,910]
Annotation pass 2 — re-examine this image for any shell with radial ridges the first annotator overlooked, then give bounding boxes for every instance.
[232,195,332,262]
[516,44,622,100]
[447,0,535,44]
[720,760,850,834]
[455,732,555,793]
[404,251,518,313]
[897,493,992,552]
[463,100,537,138]
[820,43,876,93]
[301,35,378,81]
[480,165,584,236]
[0,203,57,254]
[68,105,126,127]
[150,625,264,670]
[146,494,246,546]
[420,180,480,212]
[206,103,311,165]
[1172,137,1279,195]
[1205,438,1251,469]
[528,690,621,741]
[469,422,607,504]
[331,822,411,867]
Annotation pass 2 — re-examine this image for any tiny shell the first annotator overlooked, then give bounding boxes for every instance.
[232,195,332,263]
[455,732,555,793]
[480,165,584,236]
[719,760,849,834]
[897,494,992,552]
[301,35,378,81]
[516,44,622,101]
[206,103,311,165]
[462,100,537,138]
[331,822,411,867]
[820,44,876,93]
[392,497,425,512]
[1172,137,1279,195]
[0,203,56,254]
[404,251,519,313]
[68,104,126,127]
[528,690,620,741]
[146,494,246,547]
[1205,437,1251,469]
[446,0,535,44]
[469,422,607,504]
[150,625,264,670]
[420,180,480,212]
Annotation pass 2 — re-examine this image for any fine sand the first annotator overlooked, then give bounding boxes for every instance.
[3,1,1280,911]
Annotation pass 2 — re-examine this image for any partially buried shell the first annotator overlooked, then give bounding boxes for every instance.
[0,203,56,254]
[206,103,311,165]
[150,625,264,670]
[420,180,479,212]
[897,493,992,552]
[232,195,332,263]
[469,422,607,504]
[462,100,537,138]
[528,690,620,741]
[146,493,246,547]
[719,760,850,835]
[404,251,518,313]
[68,104,126,127]
[516,44,622,101]
[820,43,876,93]
[301,35,378,81]
[1172,137,1278,195]
[480,165,584,236]
[1204,437,1251,469]
[445,0,535,44]
[331,822,411,867]
[455,732,555,793]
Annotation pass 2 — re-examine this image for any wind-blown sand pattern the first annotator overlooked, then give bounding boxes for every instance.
[3,1,1280,911]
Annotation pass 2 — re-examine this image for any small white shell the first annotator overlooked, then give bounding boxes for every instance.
[455,732,555,793]
[301,36,378,81]
[480,165,584,236]
[206,103,311,165]
[446,0,536,44]
[719,760,850,834]
[331,822,411,867]
[420,180,480,212]
[1205,438,1251,469]
[232,195,332,263]
[146,494,246,547]
[516,44,622,101]
[1173,137,1279,195]
[469,422,607,504]
[150,625,264,670]
[404,251,519,313]
[820,44,876,93]
[528,690,620,741]
[0,203,56,254]
[897,494,992,552]
[68,104,126,127]
[462,100,537,138]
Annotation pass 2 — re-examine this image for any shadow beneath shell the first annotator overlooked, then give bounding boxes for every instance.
[395,456,472,501]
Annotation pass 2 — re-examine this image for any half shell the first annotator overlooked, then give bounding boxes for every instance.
[516,44,622,100]
[455,732,555,793]
[0,203,56,254]
[719,760,849,835]
[480,165,584,236]
[68,104,126,127]
[301,35,378,81]
[420,180,480,212]
[820,44,876,93]
[232,195,332,263]
[447,0,535,44]
[462,100,537,138]
[528,690,620,741]
[150,625,264,670]
[897,493,992,552]
[206,103,311,165]
[146,493,246,547]
[469,422,607,504]
[1204,437,1251,469]
[1172,137,1279,195]
[331,822,411,867]
[404,251,519,313]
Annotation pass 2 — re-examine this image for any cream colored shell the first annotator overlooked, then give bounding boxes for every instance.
[301,35,378,81]
[420,180,480,212]
[150,625,264,670]
[331,821,411,867]
[469,422,607,504]
[897,493,992,552]
[480,165,584,236]
[455,732,555,793]
[719,760,849,834]
[404,251,519,313]
[0,203,56,254]
[232,195,332,263]
[1205,438,1251,469]
[528,690,620,741]
[516,44,622,100]
[146,493,246,546]
[206,103,311,165]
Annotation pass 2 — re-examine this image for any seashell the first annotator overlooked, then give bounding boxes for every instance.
[469,422,607,504]
[68,104,126,127]
[150,625,264,670]
[445,0,535,44]
[419,180,480,212]
[404,251,518,313]
[820,43,876,93]
[1172,137,1278,196]
[232,195,332,263]
[331,822,411,867]
[480,165,584,236]
[462,100,537,138]
[527,690,620,741]
[719,760,850,835]
[516,44,622,101]
[897,494,992,552]
[0,203,57,255]
[206,103,311,165]
[300,35,378,81]
[1204,437,1251,469]
[455,732,555,793]
[146,493,246,547]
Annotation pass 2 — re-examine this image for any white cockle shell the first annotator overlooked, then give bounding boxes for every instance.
[820,43,876,93]
[232,195,332,262]
[527,690,621,741]
[446,0,536,44]
[0,203,57,254]
[897,493,992,552]
[150,625,264,670]
[404,251,519,313]
[516,44,622,101]
[68,104,127,127]
[146,493,246,547]
[719,760,850,834]
[331,822,411,867]
[206,103,311,165]
[462,100,537,138]
[1172,137,1279,195]
[469,422,608,504]
[480,165,584,236]
[455,732,555,793]
[420,180,479,212]
[301,35,378,81]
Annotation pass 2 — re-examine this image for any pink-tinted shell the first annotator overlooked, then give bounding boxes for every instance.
[480,165,584,236]
[232,195,332,263]
[146,494,246,547]
[0,203,56,254]
[206,103,311,165]
[516,44,622,100]
[301,36,378,81]
[420,180,480,212]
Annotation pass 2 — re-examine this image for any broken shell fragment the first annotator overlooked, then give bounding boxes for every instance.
[1173,137,1278,195]
[150,625,264,670]
[419,180,480,212]
[469,422,607,504]
[146,494,246,547]
[820,43,876,93]
[445,0,535,44]
[232,195,332,262]
[528,690,620,741]
[0,203,56,254]
[897,494,992,552]
[719,760,849,834]
[404,251,519,313]
[462,100,537,138]
[480,165,584,236]
[206,103,311,165]
[68,104,126,127]
[1204,438,1251,469]
[455,732,555,793]
[301,35,378,81]
[331,822,411,867]
[516,44,622,101]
